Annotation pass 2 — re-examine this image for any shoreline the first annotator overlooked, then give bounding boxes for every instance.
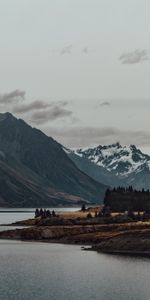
[1,233,150,258]
[91,247,150,257]
[1,211,150,257]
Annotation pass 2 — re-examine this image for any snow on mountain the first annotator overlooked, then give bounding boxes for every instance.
[73,143,150,178]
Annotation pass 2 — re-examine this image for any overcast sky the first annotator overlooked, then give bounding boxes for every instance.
[0,0,150,153]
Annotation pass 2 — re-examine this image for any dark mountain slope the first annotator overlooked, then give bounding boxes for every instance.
[0,113,107,206]
[0,152,85,207]
[66,149,119,187]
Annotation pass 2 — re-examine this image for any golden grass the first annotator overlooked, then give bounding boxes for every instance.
[58,211,95,219]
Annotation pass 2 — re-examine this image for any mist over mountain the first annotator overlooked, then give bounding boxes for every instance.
[0,113,107,207]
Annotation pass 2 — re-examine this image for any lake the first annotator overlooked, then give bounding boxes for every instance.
[0,209,150,300]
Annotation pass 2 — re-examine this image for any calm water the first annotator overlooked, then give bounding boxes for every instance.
[0,209,150,300]
[0,241,150,300]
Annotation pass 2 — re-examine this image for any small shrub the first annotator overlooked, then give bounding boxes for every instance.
[87,213,92,219]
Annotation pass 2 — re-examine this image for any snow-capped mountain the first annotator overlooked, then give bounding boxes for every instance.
[74,143,150,177]
[66,143,150,190]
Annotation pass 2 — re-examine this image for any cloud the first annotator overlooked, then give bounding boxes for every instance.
[60,45,73,55]
[95,101,111,109]
[0,88,72,124]
[0,90,26,104]
[31,105,73,124]
[119,49,149,64]
[0,90,72,125]
[82,47,88,54]
[51,45,90,55]
[100,101,111,106]
[13,100,53,114]
[44,126,150,148]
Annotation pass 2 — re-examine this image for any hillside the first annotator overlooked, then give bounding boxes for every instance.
[65,148,118,187]
[0,113,107,207]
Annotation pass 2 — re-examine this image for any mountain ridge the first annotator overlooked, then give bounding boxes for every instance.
[66,142,150,190]
[0,112,107,207]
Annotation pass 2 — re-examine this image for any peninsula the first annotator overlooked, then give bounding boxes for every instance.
[1,207,150,256]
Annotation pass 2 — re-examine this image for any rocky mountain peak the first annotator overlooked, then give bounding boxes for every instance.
[74,143,150,177]
[0,112,15,122]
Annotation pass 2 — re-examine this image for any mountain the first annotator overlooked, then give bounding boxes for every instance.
[0,152,86,207]
[64,147,118,187]
[0,113,107,207]
[67,143,150,190]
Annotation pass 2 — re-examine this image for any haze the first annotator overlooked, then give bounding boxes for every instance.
[0,0,150,153]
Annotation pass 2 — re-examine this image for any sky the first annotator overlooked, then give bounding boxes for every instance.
[0,0,150,153]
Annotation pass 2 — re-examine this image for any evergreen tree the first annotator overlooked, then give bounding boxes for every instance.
[81,204,86,212]
[35,208,40,218]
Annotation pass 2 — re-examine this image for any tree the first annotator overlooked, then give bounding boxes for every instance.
[81,204,86,212]
[46,210,51,218]
[52,210,56,217]
[101,205,111,217]
[35,208,40,218]
[95,211,98,218]
[87,213,92,219]
[127,209,134,219]
[43,209,47,218]
[40,208,44,218]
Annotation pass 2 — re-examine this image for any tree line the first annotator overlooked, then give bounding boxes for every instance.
[104,186,150,212]
[35,208,56,218]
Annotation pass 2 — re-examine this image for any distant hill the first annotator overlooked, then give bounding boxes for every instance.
[0,113,107,207]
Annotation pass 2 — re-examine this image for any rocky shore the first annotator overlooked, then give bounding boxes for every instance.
[92,228,150,255]
[0,224,118,244]
[1,214,150,256]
